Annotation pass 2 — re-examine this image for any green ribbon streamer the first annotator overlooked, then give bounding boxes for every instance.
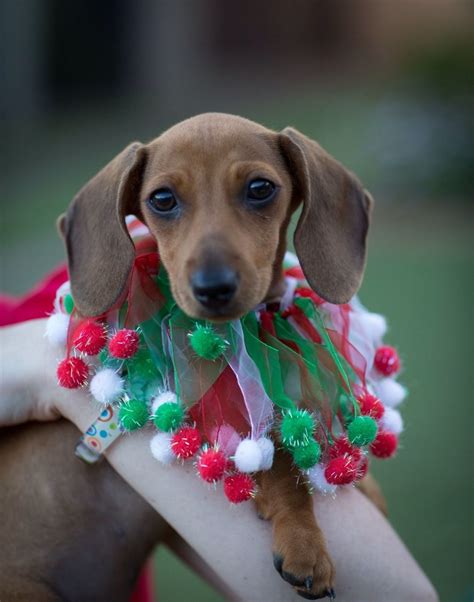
[294,297,360,417]
[107,263,362,433]
[241,312,294,410]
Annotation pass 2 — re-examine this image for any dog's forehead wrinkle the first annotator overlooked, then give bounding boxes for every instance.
[148,114,278,168]
[158,136,272,166]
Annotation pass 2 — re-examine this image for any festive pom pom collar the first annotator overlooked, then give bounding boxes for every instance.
[48,218,407,504]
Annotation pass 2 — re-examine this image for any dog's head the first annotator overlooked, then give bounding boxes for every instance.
[59,113,373,320]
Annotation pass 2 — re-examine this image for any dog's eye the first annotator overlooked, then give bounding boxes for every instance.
[147,188,178,215]
[246,179,276,205]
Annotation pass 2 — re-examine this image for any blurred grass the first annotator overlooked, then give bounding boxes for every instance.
[361,210,473,602]
[1,92,473,601]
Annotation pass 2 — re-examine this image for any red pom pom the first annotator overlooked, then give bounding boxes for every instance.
[171,427,201,460]
[224,473,255,504]
[57,357,89,389]
[374,346,400,376]
[330,436,362,462]
[73,320,107,355]
[109,329,140,359]
[357,392,385,420]
[356,455,369,480]
[197,448,227,483]
[370,431,398,458]
[325,456,358,485]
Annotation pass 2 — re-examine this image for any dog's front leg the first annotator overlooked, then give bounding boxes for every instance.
[255,449,336,600]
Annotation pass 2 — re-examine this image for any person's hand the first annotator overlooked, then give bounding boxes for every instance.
[1,318,100,429]
[0,319,65,426]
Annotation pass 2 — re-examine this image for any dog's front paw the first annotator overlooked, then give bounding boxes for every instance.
[272,516,335,599]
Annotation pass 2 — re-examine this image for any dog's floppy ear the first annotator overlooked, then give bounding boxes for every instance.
[279,127,373,304]
[57,142,147,317]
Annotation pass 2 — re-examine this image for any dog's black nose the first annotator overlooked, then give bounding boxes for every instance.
[191,266,239,309]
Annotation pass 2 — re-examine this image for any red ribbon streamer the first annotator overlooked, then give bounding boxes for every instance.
[66,240,163,355]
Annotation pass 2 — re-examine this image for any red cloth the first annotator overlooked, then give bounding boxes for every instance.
[130,563,155,602]
[0,265,156,602]
[0,265,68,326]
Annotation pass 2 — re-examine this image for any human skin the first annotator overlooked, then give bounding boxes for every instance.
[0,319,438,601]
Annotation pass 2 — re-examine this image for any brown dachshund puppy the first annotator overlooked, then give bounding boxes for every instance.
[56,112,385,599]
[0,113,386,600]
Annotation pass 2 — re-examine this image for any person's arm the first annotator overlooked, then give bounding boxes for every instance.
[0,319,438,601]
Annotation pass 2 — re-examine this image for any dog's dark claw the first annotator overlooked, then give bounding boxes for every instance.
[282,570,305,586]
[327,587,336,599]
[305,577,313,591]
[273,554,283,575]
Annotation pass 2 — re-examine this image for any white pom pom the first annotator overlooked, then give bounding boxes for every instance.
[256,437,274,471]
[359,312,387,341]
[53,281,71,313]
[45,312,70,346]
[380,407,404,435]
[150,432,175,465]
[234,438,263,473]
[151,390,177,415]
[375,379,407,408]
[307,464,337,495]
[90,368,124,404]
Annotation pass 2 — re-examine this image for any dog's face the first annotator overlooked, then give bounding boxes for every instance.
[140,116,293,320]
[59,113,373,320]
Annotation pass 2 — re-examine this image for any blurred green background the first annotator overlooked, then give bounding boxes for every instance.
[1,1,473,601]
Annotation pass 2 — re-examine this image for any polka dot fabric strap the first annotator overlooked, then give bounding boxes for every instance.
[75,405,124,464]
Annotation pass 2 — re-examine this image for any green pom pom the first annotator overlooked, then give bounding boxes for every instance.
[348,415,378,447]
[119,400,149,431]
[189,325,228,360]
[98,348,122,371]
[64,293,75,314]
[153,401,184,432]
[280,409,315,448]
[292,439,321,469]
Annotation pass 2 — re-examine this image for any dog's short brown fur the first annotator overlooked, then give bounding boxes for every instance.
[0,421,167,601]
[3,113,386,600]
